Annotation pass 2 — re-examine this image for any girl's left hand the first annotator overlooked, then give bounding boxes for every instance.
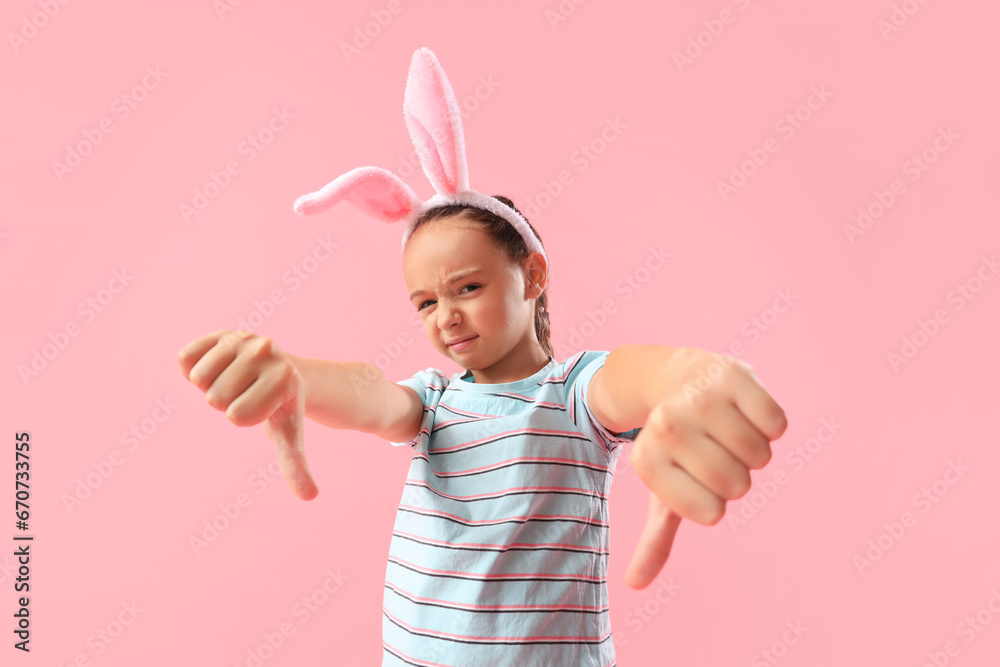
[623,348,788,589]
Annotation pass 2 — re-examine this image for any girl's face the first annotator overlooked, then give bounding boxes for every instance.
[402,215,549,383]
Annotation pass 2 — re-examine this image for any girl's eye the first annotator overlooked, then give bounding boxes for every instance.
[416,284,480,311]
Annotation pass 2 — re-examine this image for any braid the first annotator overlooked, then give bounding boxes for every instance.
[535,290,553,358]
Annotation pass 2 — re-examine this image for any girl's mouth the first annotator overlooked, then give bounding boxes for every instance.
[448,336,478,352]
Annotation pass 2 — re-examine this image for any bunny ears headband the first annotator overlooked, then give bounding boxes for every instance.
[291,47,547,264]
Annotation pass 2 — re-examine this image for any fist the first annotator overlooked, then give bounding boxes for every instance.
[177,329,318,500]
[625,347,787,588]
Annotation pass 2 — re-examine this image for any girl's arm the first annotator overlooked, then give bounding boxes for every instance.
[589,345,681,433]
[287,355,423,441]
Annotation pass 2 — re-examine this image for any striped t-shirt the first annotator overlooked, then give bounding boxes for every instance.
[381,350,642,667]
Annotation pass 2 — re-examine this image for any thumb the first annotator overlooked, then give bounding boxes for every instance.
[262,370,319,501]
[625,490,682,590]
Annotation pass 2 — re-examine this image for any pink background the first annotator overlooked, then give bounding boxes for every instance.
[3,1,999,665]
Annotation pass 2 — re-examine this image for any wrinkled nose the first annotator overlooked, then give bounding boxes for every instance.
[436,302,461,331]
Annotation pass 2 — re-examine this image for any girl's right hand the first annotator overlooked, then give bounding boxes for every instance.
[176,329,319,500]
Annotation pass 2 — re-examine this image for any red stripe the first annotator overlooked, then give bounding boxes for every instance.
[430,426,581,454]
[385,582,609,612]
[382,641,452,667]
[393,529,609,554]
[405,479,608,501]
[388,555,604,582]
[398,505,609,527]
[436,403,499,419]
[384,607,612,644]
[541,351,586,384]
[496,390,533,400]
[416,455,610,477]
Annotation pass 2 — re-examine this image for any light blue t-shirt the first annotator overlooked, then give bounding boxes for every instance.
[381,350,641,667]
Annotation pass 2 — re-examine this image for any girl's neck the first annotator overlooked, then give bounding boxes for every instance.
[462,346,552,384]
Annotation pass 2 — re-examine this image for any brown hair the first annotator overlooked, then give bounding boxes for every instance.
[412,196,552,358]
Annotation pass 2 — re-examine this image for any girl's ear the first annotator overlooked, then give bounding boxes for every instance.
[292,166,421,223]
[524,251,548,290]
[403,47,469,196]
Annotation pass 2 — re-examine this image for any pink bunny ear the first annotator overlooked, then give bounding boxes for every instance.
[292,166,421,223]
[403,47,469,195]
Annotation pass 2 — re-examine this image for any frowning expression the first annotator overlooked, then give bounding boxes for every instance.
[402,215,542,374]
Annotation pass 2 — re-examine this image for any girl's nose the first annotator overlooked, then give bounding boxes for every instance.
[437,303,461,329]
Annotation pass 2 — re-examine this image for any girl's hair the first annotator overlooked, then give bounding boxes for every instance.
[412,196,553,359]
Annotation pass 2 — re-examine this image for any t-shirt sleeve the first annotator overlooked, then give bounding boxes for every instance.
[387,367,448,448]
[565,350,643,455]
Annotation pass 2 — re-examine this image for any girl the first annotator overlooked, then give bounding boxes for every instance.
[177,48,785,667]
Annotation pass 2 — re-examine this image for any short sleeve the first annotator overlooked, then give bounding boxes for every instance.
[387,367,448,448]
[566,351,642,455]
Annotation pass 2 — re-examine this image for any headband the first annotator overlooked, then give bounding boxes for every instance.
[291,47,547,265]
